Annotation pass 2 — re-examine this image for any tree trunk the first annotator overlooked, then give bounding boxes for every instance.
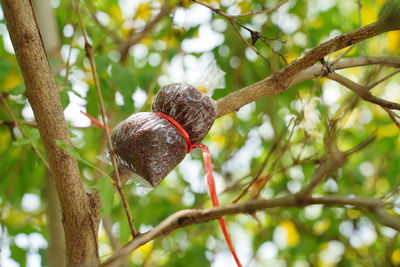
[31,1,66,266]
[1,0,100,266]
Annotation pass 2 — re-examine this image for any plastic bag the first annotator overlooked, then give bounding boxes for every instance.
[193,60,226,96]
[111,79,217,187]
[95,62,242,266]
[111,112,187,187]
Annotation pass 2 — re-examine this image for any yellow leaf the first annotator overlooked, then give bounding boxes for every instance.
[0,130,11,153]
[392,249,400,265]
[136,3,152,20]
[137,240,153,256]
[375,178,389,194]
[377,124,399,138]
[211,134,226,147]
[181,0,194,9]
[4,208,30,226]
[280,220,300,247]
[285,51,299,63]
[168,193,180,204]
[346,209,361,219]
[310,17,323,28]
[239,1,251,13]
[361,5,377,25]
[3,71,22,90]
[139,37,153,47]
[313,219,331,235]
[162,35,179,48]
[388,31,400,53]
[110,4,124,24]
[197,85,207,93]
[317,259,335,267]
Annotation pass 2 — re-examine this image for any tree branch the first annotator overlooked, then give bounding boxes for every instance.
[292,56,400,84]
[1,1,101,265]
[328,72,400,110]
[75,0,138,237]
[102,194,398,267]
[229,0,288,18]
[216,19,400,117]
[297,153,346,198]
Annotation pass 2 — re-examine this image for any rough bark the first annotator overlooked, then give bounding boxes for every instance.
[31,0,66,265]
[216,19,400,117]
[1,0,100,266]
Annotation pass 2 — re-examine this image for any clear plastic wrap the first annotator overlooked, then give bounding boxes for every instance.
[152,83,216,144]
[105,63,242,266]
[193,60,226,95]
[109,61,222,187]
[111,112,187,187]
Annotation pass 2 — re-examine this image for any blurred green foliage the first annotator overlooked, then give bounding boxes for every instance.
[0,0,399,266]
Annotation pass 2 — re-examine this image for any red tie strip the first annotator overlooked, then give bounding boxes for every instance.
[80,111,112,133]
[155,112,242,267]
[81,110,242,267]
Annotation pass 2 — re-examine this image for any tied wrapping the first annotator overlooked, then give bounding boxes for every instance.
[155,112,242,267]
[81,110,242,267]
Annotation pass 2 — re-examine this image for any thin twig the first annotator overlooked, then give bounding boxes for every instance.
[119,0,172,63]
[366,69,400,90]
[231,130,283,203]
[75,0,138,238]
[384,108,400,129]
[229,0,288,18]
[356,0,365,55]
[298,133,376,199]
[191,0,286,64]
[228,18,270,64]
[0,95,51,171]
[331,45,356,67]
[297,153,346,199]
[63,23,77,87]
[344,134,376,155]
[328,72,400,110]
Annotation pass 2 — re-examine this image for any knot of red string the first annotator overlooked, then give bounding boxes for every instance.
[81,110,242,267]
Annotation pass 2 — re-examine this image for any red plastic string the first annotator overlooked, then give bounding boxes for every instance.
[82,110,242,266]
[154,112,191,153]
[80,110,112,133]
[156,112,242,267]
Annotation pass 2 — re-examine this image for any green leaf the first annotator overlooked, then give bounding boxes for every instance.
[8,84,25,95]
[12,138,31,146]
[59,88,70,108]
[12,127,40,147]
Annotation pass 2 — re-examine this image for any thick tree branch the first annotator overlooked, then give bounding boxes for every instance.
[1,1,100,266]
[102,195,399,267]
[216,19,400,117]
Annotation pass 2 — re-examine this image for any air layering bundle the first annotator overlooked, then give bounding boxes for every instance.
[85,62,242,266]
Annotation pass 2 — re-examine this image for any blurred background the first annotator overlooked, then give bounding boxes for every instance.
[0,0,399,266]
